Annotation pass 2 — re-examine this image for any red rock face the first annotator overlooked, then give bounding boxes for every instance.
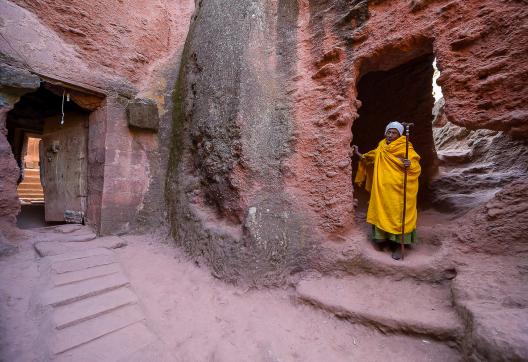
[2,0,526,283]
[0,62,40,229]
[0,0,194,234]
[287,0,528,237]
[456,180,528,256]
[0,107,21,224]
[11,0,194,84]
[366,0,527,136]
[167,0,528,286]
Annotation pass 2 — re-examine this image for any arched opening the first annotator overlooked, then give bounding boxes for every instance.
[352,53,438,211]
[6,86,90,228]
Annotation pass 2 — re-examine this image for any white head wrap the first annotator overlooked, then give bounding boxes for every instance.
[385,121,404,136]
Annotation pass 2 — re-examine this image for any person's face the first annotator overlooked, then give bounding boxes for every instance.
[385,128,400,143]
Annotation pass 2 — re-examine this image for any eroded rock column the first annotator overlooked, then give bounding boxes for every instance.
[0,63,39,228]
[168,0,316,286]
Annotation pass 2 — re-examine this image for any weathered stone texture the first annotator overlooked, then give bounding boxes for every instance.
[0,107,21,224]
[126,99,159,131]
[168,0,316,286]
[10,0,194,84]
[0,64,40,92]
[167,0,528,286]
[0,63,39,226]
[98,96,157,236]
[1,0,194,235]
[456,181,528,256]
[3,0,527,287]
[432,120,528,213]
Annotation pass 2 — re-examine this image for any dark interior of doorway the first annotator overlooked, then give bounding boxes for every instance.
[352,54,438,211]
[6,87,89,229]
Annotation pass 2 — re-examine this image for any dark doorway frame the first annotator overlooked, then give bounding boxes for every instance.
[352,49,439,209]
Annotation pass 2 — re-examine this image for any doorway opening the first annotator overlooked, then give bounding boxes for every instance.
[352,53,438,211]
[6,86,90,229]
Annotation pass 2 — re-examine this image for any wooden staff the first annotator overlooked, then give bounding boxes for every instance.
[400,122,414,261]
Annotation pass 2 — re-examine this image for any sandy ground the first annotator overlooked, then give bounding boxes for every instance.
[16,204,48,230]
[2,204,523,361]
[0,218,460,362]
[0,238,42,362]
[115,234,459,362]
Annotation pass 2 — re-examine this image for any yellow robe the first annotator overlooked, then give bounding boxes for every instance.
[355,136,421,235]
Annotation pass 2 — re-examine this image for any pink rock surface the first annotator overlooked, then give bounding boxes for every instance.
[0,108,20,224]
[167,0,528,286]
[10,0,195,85]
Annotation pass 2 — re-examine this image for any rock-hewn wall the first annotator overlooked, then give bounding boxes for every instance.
[0,61,39,228]
[3,0,526,280]
[10,0,192,84]
[432,120,528,213]
[168,0,316,286]
[168,0,528,285]
[0,0,194,233]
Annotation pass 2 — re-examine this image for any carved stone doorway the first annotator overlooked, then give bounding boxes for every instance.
[6,86,91,226]
[352,53,438,209]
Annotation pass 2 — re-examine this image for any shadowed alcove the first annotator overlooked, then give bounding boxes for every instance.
[352,53,438,208]
[6,86,91,228]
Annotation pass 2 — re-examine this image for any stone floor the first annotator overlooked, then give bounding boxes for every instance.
[33,229,170,361]
[4,223,526,361]
[296,275,463,343]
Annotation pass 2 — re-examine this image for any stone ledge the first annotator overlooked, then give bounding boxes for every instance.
[0,63,40,94]
[126,98,159,131]
[296,275,464,343]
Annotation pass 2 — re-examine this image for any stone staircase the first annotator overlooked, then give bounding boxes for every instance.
[295,275,463,346]
[18,168,44,203]
[35,231,170,361]
[296,230,465,353]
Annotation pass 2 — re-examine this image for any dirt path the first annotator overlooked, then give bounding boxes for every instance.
[116,235,459,362]
[3,215,526,361]
[0,226,169,361]
[0,237,41,362]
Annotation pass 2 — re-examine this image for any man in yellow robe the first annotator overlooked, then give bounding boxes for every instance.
[352,121,421,260]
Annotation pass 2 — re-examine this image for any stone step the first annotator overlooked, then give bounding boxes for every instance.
[295,276,464,342]
[17,184,44,191]
[21,174,40,181]
[331,232,457,283]
[34,232,97,246]
[19,180,42,185]
[18,195,44,200]
[52,304,145,354]
[18,176,42,182]
[24,168,40,175]
[18,193,44,198]
[53,287,138,329]
[53,263,121,287]
[35,236,125,257]
[18,192,44,198]
[36,224,84,234]
[20,198,44,202]
[51,254,116,274]
[33,224,93,234]
[42,273,129,307]
[19,199,45,204]
[18,183,42,188]
[47,248,114,263]
[54,322,157,362]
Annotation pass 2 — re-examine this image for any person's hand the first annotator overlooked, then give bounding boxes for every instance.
[351,145,362,157]
[403,158,411,168]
